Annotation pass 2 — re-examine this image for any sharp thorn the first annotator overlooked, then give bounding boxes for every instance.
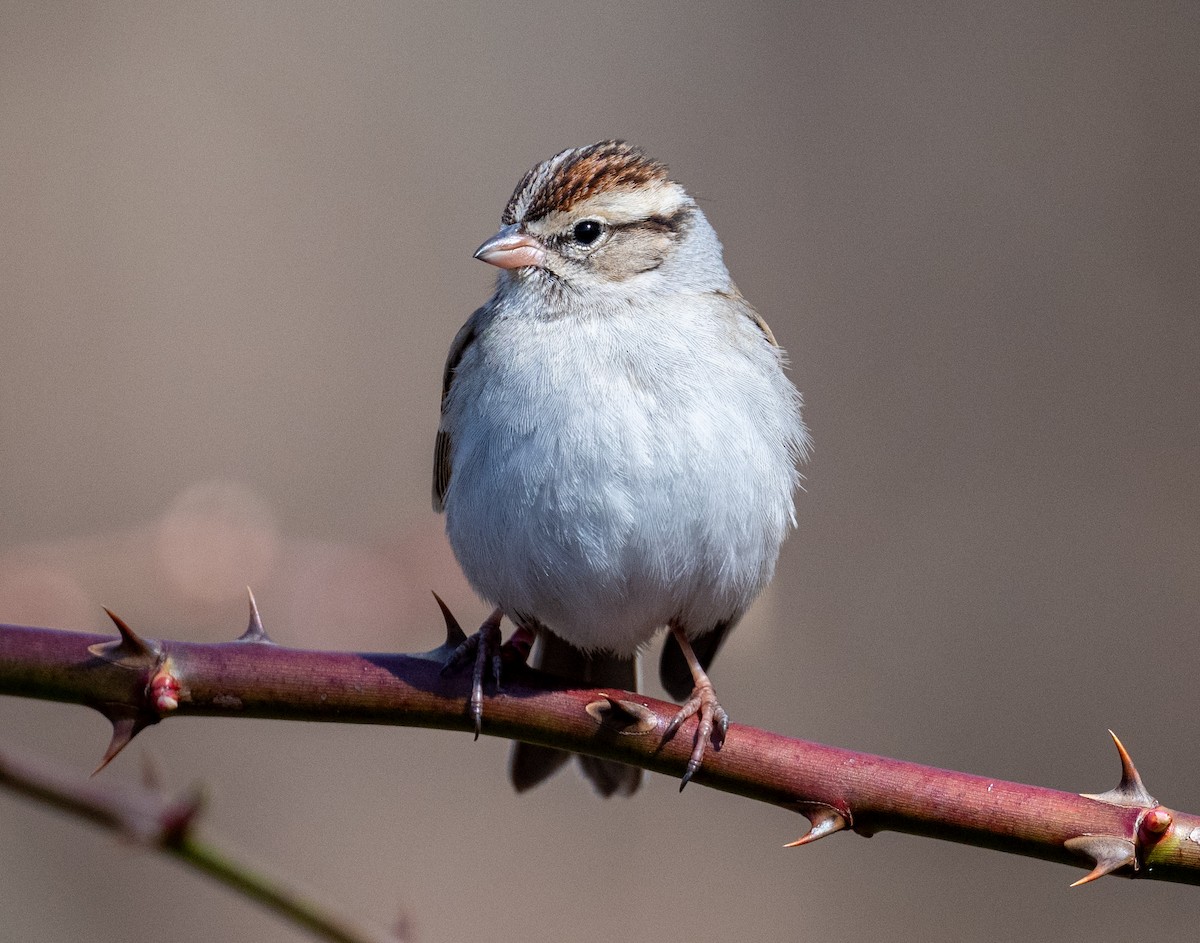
[92,710,149,776]
[432,592,467,647]
[785,806,848,847]
[89,608,158,664]
[94,720,135,774]
[1081,730,1156,808]
[245,587,264,636]
[236,587,273,643]
[1064,835,1137,886]
[1110,730,1155,804]
[103,608,150,653]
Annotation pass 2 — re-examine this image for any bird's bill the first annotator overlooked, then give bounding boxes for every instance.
[473,224,545,270]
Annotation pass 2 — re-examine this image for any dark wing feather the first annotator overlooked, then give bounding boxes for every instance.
[431,429,453,513]
[432,309,484,512]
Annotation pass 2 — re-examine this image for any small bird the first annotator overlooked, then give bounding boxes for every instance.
[434,141,810,794]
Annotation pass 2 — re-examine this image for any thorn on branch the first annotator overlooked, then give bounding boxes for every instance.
[785,803,849,847]
[84,611,182,773]
[1,742,390,942]
[1063,731,1176,886]
[88,608,160,668]
[1082,730,1156,808]
[432,592,467,647]
[235,587,274,644]
[93,705,157,776]
[1065,834,1137,886]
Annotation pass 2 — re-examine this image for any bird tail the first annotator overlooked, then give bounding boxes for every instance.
[509,632,642,797]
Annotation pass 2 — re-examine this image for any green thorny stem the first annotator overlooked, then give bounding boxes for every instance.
[0,745,398,943]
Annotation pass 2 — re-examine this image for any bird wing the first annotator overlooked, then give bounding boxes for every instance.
[717,282,779,347]
[432,307,485,512]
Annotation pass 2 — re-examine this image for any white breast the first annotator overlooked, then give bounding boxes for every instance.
[441,291,807,656]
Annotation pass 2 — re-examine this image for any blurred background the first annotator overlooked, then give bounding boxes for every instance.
[1,2,1197,941]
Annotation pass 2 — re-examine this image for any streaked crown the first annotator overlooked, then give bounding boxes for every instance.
[502,141,683,226]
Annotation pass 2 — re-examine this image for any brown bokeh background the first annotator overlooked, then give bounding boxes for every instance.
[2,3,1197,941]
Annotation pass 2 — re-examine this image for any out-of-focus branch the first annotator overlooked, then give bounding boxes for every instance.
[0,746,397,943]
[1,599,1197,888]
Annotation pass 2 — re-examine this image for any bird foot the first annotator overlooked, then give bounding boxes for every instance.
[441,608,504,739]
[664,677,729,790]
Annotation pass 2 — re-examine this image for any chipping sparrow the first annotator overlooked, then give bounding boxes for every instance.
[435,141,810,794]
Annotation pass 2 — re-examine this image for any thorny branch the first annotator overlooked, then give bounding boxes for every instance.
[0,746,396,943]
[1,593,1198,889]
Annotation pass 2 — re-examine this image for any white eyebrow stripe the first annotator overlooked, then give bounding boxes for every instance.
[530,183,690,233]
[574,182,690,221]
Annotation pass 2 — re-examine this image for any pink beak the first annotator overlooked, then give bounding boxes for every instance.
[474,224,545,270]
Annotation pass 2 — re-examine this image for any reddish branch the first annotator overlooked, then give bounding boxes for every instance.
[1,599,1197,888]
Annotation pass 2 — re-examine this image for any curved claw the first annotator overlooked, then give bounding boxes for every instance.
[662,625,730,791]
[669,682,728,791]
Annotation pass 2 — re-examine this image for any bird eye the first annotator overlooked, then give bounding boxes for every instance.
[571,219,604,245]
